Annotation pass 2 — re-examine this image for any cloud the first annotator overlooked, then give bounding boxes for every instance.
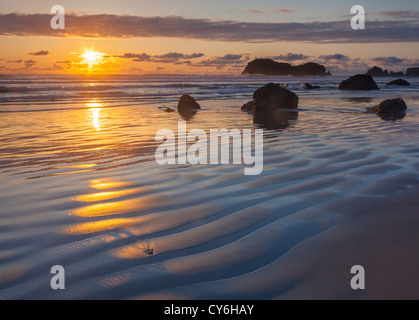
[249,10,264,14]
[378,11,419,19]
[273,53,309,61]
[54,60,72,70]
[28,50,50,56]
[53,63,64,71]
[154,52,204,60]
[118,52,205,63]
[118,53,151,61]
[371,56,405,64]
[1,13,418,43]
[318,53,350,61]
[192,54,249,70]
[276,9,293,14]
[8,60,22,63]
[24,59,37,68]
[217,54,243,61]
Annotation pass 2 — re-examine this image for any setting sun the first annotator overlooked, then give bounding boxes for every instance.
[81,51,105,68]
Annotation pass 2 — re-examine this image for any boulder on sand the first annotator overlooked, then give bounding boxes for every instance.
[177,94,201,113]
[249,83,299,113]
[242,83,299,129]
[241,100,254,112]
[386,79,410,86]
[177,94,201,120]
[367,98,407,118]
[339,74,379,90]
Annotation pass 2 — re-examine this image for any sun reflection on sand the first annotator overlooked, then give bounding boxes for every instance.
[90,179,136,190]
[62,217,151,235]
[72,187,150,202]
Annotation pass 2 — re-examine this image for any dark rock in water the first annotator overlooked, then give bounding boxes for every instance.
[304,83,321,90]
[326,71,332,76]
[242,83,299,129]
[241,59,329,76]
[178,94,201,112]
[386,79,410,86]
[164,107,175,112]
[367,98,407,119]
[177,94,200,120]
[390,71,405,77]
[253,109,298,130]
[366,66,389,77]
[252,83,299,112]
[241,101,254,112]
[406,67,419,77]
[339,74,379,90]
[293,63,327,76]
[145,248,154,255]
[242,59,294,76]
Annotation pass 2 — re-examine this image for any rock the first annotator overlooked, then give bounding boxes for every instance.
[390,71,405,77]
[367,98,407,118]
[293,63,327,76]
[326,71,332,76]
[242,59,329,76]
[252,83,299,112]
[339,74,379,90]
[177,94,201,113]
[241,101,254,112]
[242,59,294,76]
[163,107,175,112]
[177,94,200,120]
[406,67,419,77]
[366,66,389,77]
[386,79,410,86]
[304,83,321,90]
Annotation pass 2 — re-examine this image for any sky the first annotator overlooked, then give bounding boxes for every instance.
[0,0,418,75]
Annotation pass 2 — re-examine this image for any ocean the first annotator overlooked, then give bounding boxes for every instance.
[0,74,419,299]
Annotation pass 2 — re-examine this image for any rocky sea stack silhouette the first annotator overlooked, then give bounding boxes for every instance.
[242,59,330,77]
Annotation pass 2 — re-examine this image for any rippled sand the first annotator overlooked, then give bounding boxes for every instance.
[1,76,419,299]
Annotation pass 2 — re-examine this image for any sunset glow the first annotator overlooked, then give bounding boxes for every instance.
[0,0,418,75]
[81,51,105,69]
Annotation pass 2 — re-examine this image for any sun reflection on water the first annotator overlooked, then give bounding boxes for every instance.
[87,102,102,131]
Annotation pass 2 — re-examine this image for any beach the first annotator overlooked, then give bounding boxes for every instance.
[0,74,419,299]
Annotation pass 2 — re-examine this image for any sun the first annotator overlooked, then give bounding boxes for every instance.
[81,51,105,69]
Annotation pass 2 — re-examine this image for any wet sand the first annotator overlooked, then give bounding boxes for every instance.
[0,75,419,299]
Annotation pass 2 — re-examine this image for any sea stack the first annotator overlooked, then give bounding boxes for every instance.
[242,59,329,76]
[339,74,379,90]
[406,68,419,77]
